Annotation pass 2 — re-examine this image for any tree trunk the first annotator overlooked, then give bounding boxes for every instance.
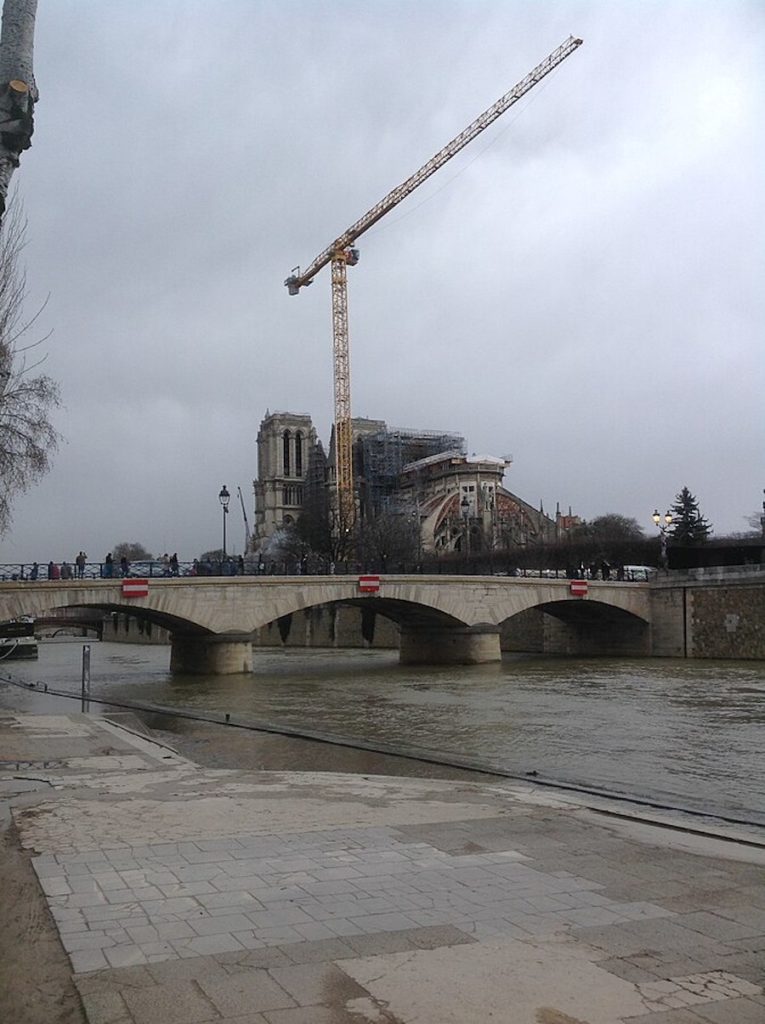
[0,0,37,223]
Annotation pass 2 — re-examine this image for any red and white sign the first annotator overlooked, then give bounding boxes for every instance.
[358,575,381,593]
[570,579,588,598]
[121,578,149,599]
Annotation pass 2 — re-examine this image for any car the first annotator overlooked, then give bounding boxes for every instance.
[623,565,657,582]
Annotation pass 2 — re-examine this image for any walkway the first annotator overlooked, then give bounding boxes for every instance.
[1,711,763,1023]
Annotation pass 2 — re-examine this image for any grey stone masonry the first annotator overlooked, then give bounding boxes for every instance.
[3,712,764,1024]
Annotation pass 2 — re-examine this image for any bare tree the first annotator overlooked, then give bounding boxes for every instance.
[359,508,419,571]
[113,542,154,561]
[0,201,59,534]
[0,0,37,223]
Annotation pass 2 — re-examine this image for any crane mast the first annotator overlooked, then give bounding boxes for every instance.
[237,486,252,553]
[286,35,582,537]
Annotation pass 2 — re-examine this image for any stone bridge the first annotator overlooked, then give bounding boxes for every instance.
[0,575,652,673]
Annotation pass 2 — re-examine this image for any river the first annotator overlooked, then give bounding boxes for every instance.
[1,640,764,826]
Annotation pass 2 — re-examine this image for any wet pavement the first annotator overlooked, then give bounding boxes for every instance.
[1,710,764,1023]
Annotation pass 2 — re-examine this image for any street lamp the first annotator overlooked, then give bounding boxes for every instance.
[651,508,672,570]
[219,485,230,560]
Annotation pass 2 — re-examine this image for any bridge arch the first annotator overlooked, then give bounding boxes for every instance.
[498,598,650,658]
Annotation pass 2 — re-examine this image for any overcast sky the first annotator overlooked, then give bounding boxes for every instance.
[2,0,763,562]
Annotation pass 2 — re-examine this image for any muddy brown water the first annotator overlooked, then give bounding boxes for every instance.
[2,641,764,825]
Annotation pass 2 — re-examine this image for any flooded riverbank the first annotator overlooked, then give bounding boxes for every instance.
[2,640,763,824]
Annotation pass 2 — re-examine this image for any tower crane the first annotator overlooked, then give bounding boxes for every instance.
[285,35,582,536]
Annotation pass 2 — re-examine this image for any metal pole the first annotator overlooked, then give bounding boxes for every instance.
[81,644,91,713]
[222,505,227,558]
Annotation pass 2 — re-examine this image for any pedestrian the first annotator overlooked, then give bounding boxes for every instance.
[600,560,610,581]
[75,551,87,578]
[103,552,114,578]
[162,553,170,576]
[120,555,130,578]
[170,553,179,576]
[238,554,244,575]
[29,562,39,581]
[48,561,60,580]
[61,561,73,580]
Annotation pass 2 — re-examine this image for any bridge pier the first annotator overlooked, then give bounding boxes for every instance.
[399,625,501,666]
[170,634,253,675]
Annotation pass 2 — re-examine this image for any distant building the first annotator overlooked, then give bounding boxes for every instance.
[252,410,577,554]
[398,450,562,554]
[254,411,317,547]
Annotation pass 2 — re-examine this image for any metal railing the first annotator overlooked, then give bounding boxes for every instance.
[0,560,652,582]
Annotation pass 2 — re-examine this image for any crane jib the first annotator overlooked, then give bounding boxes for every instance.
[285,35,582,294]
[283,34,582,538]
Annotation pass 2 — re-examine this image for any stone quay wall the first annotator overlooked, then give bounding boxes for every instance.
[650,573,765,660]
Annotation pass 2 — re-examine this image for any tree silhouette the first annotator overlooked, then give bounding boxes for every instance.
[669,487,711,544]
[0,202,59,534]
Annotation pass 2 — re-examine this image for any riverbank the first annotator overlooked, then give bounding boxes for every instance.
[1,708,764,1024]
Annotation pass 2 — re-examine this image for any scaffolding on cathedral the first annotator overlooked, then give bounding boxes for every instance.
[359,427,465,515]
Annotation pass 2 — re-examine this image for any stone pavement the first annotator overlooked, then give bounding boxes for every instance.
[1,710,764,1024]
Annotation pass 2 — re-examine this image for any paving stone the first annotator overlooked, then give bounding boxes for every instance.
[77,989,131,1024]
[261,1008,354,1023]
[181,933,246,956]
[267,962,367,1007]
[197,968,297,1015]
[622,1012,706,1024]
[277,937,356,964]
[70,948,109,973]
[62,931,117,952]
[247,906,315,929]
[104,944,148,968]
[159,881,217,898]
[122,978,220,1024]
[321,918,365,938]
[292,921,340,942]
[689,998,765,1023]
[146,955,227,984]
[257,929,305,942]
[189,912,254,936]
[197,889,263,910]
[678,911,765,942]
[341,929,420,956]
[349,911,418,933]
[576,918,731,959]
[216,947,294,971]
[401,924,476,949]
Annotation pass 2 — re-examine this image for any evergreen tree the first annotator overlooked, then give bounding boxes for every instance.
[668,487,712,543]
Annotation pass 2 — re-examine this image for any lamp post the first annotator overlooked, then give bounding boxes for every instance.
[219,485,230,561]
[651,508,672,570]
[461,495,470,564]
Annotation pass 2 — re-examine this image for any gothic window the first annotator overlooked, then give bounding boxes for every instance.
[283,430,291,476]
[282,485,303,507]
[295,432,303,477]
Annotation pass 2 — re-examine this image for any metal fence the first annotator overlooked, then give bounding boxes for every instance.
[0,560,651,582]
